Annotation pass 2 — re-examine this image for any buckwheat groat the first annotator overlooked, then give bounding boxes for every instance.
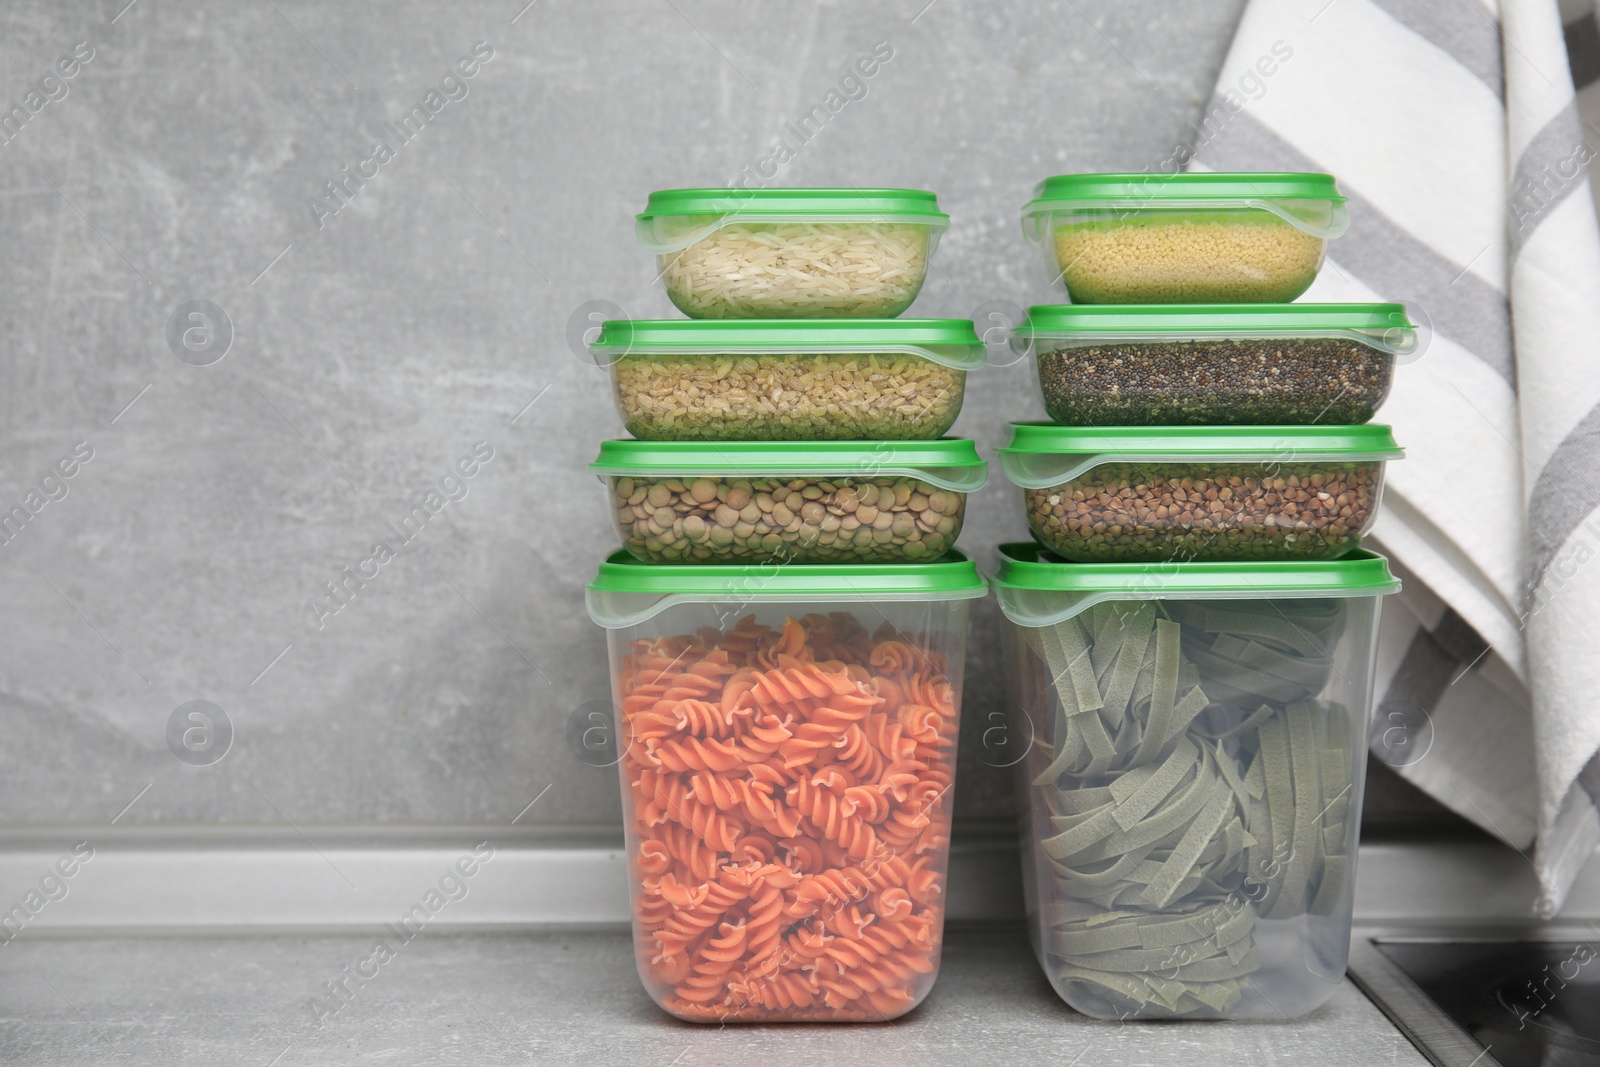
[1025,462,1380,563]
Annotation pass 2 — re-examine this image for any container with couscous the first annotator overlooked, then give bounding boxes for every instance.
[1021,173,1349,304]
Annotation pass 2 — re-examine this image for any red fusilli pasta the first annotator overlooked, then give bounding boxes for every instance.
[614,614,962,1022]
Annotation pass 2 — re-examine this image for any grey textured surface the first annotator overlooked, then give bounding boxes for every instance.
[0,0,1250,828]
[0,927,1428,1066]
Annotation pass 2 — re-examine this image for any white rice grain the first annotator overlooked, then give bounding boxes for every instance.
[659,222,933,318]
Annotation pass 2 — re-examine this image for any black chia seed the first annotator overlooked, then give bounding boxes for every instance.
[1036,338,1395,426]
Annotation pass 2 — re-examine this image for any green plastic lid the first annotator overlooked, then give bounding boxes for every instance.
[1016,303,1418,356]
[998,422,1403,488]
[1025,172,1344,205]
[1017,303,1414,335]
[992,542,1400,626]
[1021,172,1349,240]
[587,548,987,628]
[591,437,988,492]
[591,318,986,371]
[638,188,950,253]
[639,187,948,221]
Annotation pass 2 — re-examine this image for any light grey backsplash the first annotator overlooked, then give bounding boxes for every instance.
[0,0,1251,828]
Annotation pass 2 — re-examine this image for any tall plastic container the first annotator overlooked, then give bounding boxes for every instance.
[586,551,986,1022]
[992,543,1400,1019]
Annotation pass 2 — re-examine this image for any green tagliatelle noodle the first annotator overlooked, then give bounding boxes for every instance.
[1046,896,1259,1015]
[1242,699,1354,920]
[1167,599,1346,710]
[1026,604,1212,782]
[1023,598,1356,1018]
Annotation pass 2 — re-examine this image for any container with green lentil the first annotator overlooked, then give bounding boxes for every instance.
[591,319,985,441]
[1017,304,1418,426]
[1020,173,1349,304]
[591,438,986,564]
[998,423,1402,563]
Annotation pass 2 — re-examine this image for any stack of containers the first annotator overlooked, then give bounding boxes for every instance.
[994,173,1415,1019]
[583,189,989,1022]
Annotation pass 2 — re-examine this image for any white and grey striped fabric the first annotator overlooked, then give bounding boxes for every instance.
[1194,0,1600,915]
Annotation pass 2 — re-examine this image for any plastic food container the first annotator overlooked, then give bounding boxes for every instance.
[638,188,949,318]
[587,550,986,1021]
[1017,304,1418,427]
[593,319,984,441]
[993,543,1400,1019]
[999,423,1402,563]
[592,438,986,564]
[1021,173,1349,304]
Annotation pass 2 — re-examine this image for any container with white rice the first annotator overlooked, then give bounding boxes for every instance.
[637,188,949,319]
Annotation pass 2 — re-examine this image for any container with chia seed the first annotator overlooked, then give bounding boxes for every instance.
[1021,173,1349,304]
[1017,304,1418,426]
[998,423,1403,563]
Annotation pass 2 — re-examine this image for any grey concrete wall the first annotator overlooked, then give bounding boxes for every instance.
[0,0,1247,828]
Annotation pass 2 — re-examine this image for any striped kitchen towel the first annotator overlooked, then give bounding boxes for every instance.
[1193,0,1600,915]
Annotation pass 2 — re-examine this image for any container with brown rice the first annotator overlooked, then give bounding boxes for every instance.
[637,188,949,318]
[592,318,984,441]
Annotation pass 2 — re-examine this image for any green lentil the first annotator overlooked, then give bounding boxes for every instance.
[612,474,964,564]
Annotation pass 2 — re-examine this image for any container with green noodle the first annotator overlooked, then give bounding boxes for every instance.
[993,542,1400,1020]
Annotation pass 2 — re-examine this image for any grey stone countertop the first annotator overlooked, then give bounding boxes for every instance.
[2,927,1426,1066]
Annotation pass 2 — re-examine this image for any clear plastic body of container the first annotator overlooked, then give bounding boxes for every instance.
[592,319,984,441]
[999,423,1402,563]
[1020,173,1349,304]
[993,542,1400,1019]
[1016,304,1419,427]
[638,189,949,318]
[592,438,986,564]
[586,551,987,1021]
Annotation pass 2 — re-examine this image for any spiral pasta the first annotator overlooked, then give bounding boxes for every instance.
[616,613,961,1022]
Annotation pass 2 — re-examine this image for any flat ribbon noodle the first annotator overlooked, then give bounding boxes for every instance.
[1020,597,1360,1018]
